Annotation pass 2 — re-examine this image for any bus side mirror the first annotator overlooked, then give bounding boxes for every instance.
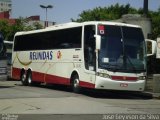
[145,39,157,57]
[156,37,160,58]
[94,35,101,50]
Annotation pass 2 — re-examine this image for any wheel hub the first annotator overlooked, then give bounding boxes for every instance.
[74,78,79,88]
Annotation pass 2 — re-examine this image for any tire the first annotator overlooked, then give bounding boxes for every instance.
[26,70,40,86]
[26,71,32,86]
[20,70,27,86]
[72,75,81,93]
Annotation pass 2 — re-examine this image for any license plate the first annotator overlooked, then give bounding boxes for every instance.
[120,83,128,87]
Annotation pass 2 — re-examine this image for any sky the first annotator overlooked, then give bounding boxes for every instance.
[11,0,160,24]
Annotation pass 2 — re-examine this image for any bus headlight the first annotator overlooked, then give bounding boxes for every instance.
[138,76,146,80]
[97,72,111,79]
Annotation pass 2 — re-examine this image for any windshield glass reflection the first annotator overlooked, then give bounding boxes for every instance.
[98,25,146,73]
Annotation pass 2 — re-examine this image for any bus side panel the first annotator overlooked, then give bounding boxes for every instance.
[74,65,96,89]
[44,49,76,85]
[45,74,70,85]
[12,49,97,88]
[12,52,21,80]
[79,80,95,88]
[12,67,21,80]
[78,72,96,89]
[32,71,44,83]
[31,70,70,85]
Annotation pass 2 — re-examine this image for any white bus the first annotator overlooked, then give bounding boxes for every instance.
[4,40,13,79]
[0,32,7,80]
[4,40,13,65]
[11,21,147,92]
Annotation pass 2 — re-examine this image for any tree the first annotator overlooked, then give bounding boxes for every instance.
[149,10,160,39]
[71,3,160,74]
[0,17,43,41]
[32,22,43,30]
[72,3,137,22]
[0,19,12,41]
[72,3,160,40]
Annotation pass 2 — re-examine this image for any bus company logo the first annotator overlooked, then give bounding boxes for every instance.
[57,51,62,59]
[30,51,53,60]
[98,25,105,35]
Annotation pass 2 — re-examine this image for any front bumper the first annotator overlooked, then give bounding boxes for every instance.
[95,76,145,91]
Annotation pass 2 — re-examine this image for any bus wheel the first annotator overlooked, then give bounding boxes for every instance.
[26,71,32,86]
[72,75,81,93]
[20,70,27,86]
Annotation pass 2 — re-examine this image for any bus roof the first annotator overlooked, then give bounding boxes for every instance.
[15,21,141,36]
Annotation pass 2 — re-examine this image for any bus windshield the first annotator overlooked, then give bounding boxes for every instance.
[98,25,146,73]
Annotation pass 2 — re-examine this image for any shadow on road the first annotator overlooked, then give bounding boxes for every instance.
[34,83,153,100]
[0,85,14,89]
[14,81,153,100]
[81,89,153,100]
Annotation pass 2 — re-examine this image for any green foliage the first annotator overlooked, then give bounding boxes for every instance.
[72,3,160,75]
[1,3,160,41]
[32,22,43,30]
[72,3,160,40]
[0,19,14,41]
[149,10,160,39]
[72,3,137,22]
[0,17,43,41]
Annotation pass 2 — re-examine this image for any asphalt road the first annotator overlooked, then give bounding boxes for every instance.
[0,80,160,120]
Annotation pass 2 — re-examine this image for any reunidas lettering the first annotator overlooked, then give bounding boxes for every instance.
[30,51,53,60]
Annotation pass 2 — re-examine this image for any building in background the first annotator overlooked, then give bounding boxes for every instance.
[0,11,16,24]
[0,0,55,27]
[0,0,12,14]
[27,15,55,28]
[0,11,55,28]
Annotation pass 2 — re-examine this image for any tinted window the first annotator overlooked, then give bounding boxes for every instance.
[14,27,82,51]
[84,25,96,71]
[98,25,146,73]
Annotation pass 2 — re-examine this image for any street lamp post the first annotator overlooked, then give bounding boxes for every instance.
[40,5,53,27]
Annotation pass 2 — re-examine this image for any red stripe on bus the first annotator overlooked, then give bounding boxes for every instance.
[12,67,70,85]
[32,71,45,83]
[12,67,95,88]
[111,76,137,81]
[45,74,70,85]
[79,81,95,88]
[12,67,21,80]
